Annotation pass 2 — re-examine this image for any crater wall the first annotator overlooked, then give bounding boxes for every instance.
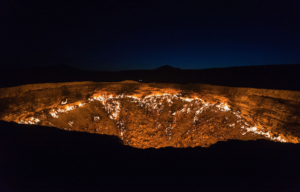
[0,81,299,148]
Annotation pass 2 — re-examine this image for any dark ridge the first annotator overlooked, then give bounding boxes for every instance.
[154,65,182,71]
[1,64,300,91]
[1,121,300,191]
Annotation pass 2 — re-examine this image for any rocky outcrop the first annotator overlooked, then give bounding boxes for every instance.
[0,81,299,148]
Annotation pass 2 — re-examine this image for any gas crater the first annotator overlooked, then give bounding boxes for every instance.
[1,81,299,148]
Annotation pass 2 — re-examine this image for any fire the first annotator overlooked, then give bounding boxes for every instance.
[18,117,40,125]
[94,116,100,121]
[42,93,290,144]
[224,103,230,111]
[244,126,287,142]
[61,99,67,105]
[50,109,59,118]
[68,121,74,126]
[216,103,231,112]
[183,98,193,102]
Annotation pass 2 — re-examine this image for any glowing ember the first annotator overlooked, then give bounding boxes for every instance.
[61,99,68,105]
[1,81,299,149]
[14,92,294,147]
[94,116,100,121]
[244,126,287,142]
[50,110,59,118]
[68,121,74,127]
[18,117,40,125]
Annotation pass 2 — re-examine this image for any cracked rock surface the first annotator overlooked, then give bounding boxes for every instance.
[0,81,299,148]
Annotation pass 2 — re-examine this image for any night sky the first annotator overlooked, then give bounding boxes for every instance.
[1,0,300,71]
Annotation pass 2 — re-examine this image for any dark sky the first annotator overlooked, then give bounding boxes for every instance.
[1,0,300,71]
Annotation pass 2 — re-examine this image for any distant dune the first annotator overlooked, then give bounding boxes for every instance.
[1,64,300,91]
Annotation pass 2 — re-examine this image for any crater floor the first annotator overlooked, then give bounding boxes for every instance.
[0,81,299,148]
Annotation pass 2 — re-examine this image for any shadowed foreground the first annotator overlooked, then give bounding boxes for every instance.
[1,121,300,191]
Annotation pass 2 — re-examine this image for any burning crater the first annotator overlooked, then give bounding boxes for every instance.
[0,81,299,148]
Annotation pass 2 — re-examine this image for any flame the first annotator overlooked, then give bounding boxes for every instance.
[65,105,76,111]
[18,117,40,125]
[94,116,100,121]
[61,99,67,105]
[44,93,290,144]
[224,103,230,111]
[68,121,74,126]
[244,125,287,142]
[50,109,59,118]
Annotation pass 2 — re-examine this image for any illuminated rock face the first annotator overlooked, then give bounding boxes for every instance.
[0,81,299,148]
